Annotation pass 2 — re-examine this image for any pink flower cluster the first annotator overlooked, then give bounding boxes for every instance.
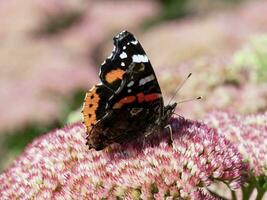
[204,111,267,177]
[0,116,247,199]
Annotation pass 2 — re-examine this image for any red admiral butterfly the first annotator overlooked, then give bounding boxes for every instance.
[82,30,177,150]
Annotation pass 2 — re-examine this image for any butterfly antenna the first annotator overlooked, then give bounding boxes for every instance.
[172,112,182,117]
[167,72,192,105]
[171,97,202,117]
[177,96,202,104]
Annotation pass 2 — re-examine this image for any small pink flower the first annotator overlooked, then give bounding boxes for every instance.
[0,117,247,199]
[204,111,267,177]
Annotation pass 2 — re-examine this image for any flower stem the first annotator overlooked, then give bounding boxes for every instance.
[256,189,265,200]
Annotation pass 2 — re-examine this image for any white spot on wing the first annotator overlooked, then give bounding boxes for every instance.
[131,40,138,45]
[128,89,132,93]
[127,81,134,87]
[121,62,125,66]
[123,46,126,50]
[132,54,149,63]
[139,74,155,86]
[120,52,127,59]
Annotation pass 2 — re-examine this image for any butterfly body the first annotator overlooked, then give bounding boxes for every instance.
[82,31,176,150]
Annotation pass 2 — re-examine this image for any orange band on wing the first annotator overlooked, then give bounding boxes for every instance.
[137,92,161,103]
[82,86,100,132]
[144,93,161,102]
[105,69,125,84]
[137,92,145,103]
[113,96,136,109]
[113,93,161,109]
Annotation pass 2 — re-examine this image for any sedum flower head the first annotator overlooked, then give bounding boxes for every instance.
[0,117,247,199]
[204,111,267,177]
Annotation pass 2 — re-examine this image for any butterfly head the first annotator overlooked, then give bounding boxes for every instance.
[164,102,177,121]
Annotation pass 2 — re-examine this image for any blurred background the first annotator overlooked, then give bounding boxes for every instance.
[0,0,267,172]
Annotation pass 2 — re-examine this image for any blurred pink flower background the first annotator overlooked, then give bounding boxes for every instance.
[0,0,267,199]
[0,115,250,199]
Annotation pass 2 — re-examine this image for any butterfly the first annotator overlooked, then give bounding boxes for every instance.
[82,30,177,150]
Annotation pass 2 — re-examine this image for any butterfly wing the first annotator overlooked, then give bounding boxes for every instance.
[83,30,168,150]
[82,84,112,133]
[87,31,166,150]
[99,31,162,95]
[106,31,164,116]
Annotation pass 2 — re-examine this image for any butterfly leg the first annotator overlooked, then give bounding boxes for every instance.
[142,128,154,148]
[142,136,146,148]
[164,124,173,145]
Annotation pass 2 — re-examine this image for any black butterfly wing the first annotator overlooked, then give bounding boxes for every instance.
[85,31,166,150]
[83,30,175,150]
[99,31,162,96]
[106,31,164,115]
